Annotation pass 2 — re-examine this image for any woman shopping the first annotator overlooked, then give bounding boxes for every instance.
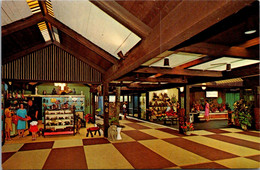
[17,104,27,138]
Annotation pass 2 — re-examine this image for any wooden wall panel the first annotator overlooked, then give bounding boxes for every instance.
[2,44,102,83]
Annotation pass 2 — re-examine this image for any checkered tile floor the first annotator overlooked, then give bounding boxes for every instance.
[2,118,260,169]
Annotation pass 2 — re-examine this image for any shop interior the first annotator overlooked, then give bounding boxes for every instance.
[1,0,259,146]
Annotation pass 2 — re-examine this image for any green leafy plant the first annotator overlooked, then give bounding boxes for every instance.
[233,99,253,130]
[109,117,119,125]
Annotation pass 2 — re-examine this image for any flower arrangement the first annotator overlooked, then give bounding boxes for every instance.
[181,122,194,133]
[84,114,93,123]
[233,99,253,130]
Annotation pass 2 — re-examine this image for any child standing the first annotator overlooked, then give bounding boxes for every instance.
[29,121,38,141]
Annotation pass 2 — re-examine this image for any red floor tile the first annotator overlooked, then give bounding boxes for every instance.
[163,138,238,161]
[237,131,260,137]
[82,138,110,145]
[43,146,87,169]
[245,155,260,162]
[113,141,176,169]
[122,130,157,141]
[2,152,16,163]
[204,134,260,150]
[19,141,54,151]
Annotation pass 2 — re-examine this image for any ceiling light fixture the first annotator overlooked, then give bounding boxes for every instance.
[164,58,169,66]
[226,63,231,71]
[202,83,206,90]
[180,87,184,92]
[244,30,256,34]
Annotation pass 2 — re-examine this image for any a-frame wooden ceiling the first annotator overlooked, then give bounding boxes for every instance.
[2,0,259,90]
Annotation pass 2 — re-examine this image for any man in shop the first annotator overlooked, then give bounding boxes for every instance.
[27,99,38,135]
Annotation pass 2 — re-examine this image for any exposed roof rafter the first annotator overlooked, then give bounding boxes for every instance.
[44,14,119,65]
[135,67,223,77]
[103,0,254,82]
[3,41,52,64]
[176,42,258,59]
[2,13,43,37]
[90,0,152,38]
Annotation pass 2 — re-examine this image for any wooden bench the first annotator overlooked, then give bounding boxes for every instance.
[86,127,101,137]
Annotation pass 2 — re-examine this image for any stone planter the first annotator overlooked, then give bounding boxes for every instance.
[116,127,122,140]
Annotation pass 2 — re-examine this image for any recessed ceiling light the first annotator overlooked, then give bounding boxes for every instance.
[244,30,256,34]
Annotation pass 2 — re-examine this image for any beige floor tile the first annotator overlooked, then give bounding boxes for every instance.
[139,129,178,139]
[216,157,260,169]
[84,144,134,169]
[121,125,136,131]
[221,133,260,143]
[191,130,215,136]
[139,139,210,166]
[53,139,83,148]
[110,132,136,143]
[164,166,181,169]
[219,128,243,133]
[2,143,24,153]
[138,122,167,129]
[185,136,260,157]
[2,149,51,169]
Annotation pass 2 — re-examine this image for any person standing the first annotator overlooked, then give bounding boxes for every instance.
[27,100,38,135]
[4,103,13,141]
[17,104,27,138]
[205,100,210,121]
[123,102,127,119]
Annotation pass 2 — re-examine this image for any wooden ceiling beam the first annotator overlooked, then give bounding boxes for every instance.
[176,42,258,59]
[38,1,54,42]
[223,63,259,79]
[3,41,52,64]
[90,0,152,38]
[38,0,55,42]
[2,13,44,37]
[239,37,260,48]
[118,76,187,84]
[103,0,254,82]
[176,56,214,69]
[44,15,119,65]
[53,41,106,74]
[134,67,223,77]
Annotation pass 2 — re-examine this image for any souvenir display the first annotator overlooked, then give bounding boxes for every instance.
[44,109,75,136]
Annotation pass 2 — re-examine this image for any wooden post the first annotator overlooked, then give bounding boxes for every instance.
[116,87,121,120]
[146,92,149,121]
[254,86,260,130]
[91,92,96,124]
[103,82,109,137]
[185,85,191,120]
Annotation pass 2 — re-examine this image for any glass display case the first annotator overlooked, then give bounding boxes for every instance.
[44,109,75,136]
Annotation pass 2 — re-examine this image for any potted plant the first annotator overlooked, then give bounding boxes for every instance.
[181,122,194,135]
[233,99,253,131]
